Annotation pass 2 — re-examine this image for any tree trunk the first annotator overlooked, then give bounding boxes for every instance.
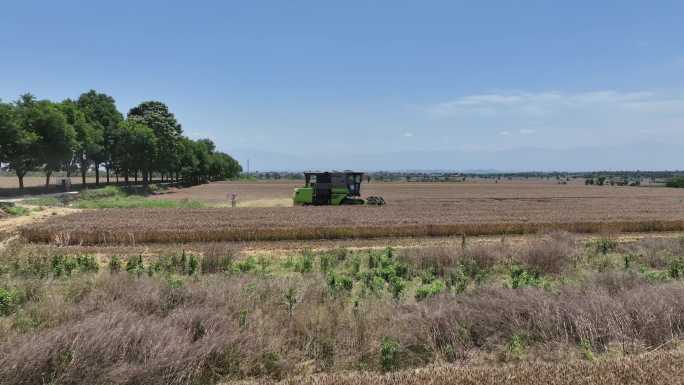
[124,173,129,185]
[134,170,138,183]
[95,163,100,186]
[142,168,149,186]
[17,173,25,190]
[106,166,110,184]
[45,171,52,189]
[81,163,87,186]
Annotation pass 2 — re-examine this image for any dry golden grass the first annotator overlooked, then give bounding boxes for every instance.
[225,351,684,385]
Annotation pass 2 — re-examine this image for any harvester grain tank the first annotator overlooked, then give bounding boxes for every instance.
[293,171,385,206]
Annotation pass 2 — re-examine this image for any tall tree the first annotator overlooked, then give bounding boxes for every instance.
[0,100,40,190]
[127,101,182,181]
[77,90,123,185]
[23,99,76,187]
[60,100,103,185]
[113,120,158,186]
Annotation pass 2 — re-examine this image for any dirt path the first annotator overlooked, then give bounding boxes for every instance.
[0,206,80,240]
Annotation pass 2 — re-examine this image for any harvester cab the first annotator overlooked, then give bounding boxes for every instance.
[293,171,385,206]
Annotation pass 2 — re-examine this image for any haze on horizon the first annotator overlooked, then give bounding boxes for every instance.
[2,1,683,172]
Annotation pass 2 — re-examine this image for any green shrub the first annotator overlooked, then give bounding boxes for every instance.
[76,255,99,273]
[188,254,199,275]
[510,266,543,289]
[580,339,595,361]
[668,258,684,279]
[505,334,526,360]
[0,287,19,316]
[446,265,469,294]
[21,197,63,207]
[4,206,30,216]
[294,251,314,273]
[125,255,145,276]
[80,186,122,200]
[415,279,446,301]
[319,253,335,273]
[590,237,617,255]
[388,276,406,301]
[235,256,257,273]
[327,272,353,295]
[109,256,122,273]
[283,287,297,317]
[380,336,400,372]
[665,176,684,188]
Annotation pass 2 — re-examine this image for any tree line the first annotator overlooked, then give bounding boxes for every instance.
[0,90,241,189]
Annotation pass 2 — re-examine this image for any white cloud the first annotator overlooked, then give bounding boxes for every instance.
[428,90,666,117]
[425,90,684,148]
[402,132,414,137]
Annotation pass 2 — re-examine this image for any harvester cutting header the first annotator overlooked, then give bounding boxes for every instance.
[293,171,385,206]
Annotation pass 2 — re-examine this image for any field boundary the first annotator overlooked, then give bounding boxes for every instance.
[21,219,684,245]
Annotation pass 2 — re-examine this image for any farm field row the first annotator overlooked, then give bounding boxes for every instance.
[22,196,684,245]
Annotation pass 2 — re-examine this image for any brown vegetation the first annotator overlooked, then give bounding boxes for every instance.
[226,351,684,385]
[2,233,684,384]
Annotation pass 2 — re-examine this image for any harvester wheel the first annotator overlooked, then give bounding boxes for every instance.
[365,196,386,206]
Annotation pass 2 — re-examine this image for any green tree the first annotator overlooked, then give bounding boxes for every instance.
[127,101,182,182]
[0,100,41,190]
[60,100,103,185]
[114,120,158,185]
[77,90,124,185]
[33,103,75,187]
[14,95,75,188]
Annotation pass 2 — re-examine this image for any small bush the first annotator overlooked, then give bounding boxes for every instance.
[668,258,684,279]
[380,337,400,372]
[665,176,684,188]
[415,279,446,301]
[327,272,353,295]
[388,276,406,301]
[445,265,469,294]
[235,256,257,273]
[510,266,543,289]
[591,237,618,255]
[108,256,122,273]
[4,206,30,216]
[0,287,19,316]
[125,255,145,276]
[293,251,314,273]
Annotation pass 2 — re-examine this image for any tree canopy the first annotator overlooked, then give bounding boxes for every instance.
[0,91,241,190]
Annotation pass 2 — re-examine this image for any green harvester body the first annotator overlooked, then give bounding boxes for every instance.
[292,172,384,206]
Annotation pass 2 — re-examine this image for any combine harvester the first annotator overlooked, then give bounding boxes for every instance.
[293,171,385,206]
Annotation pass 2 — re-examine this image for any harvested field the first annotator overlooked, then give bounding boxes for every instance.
[21,183,684,244]
[153,180,678,206]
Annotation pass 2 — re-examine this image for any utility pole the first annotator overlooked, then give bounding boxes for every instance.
[247,159,250,174]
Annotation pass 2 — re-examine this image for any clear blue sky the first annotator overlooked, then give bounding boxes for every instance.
[2,1,683,171]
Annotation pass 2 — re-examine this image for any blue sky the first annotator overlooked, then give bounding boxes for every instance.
[2,1,683,171]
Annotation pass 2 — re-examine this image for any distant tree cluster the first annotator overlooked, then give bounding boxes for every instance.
[0,91,241,189]
[666,177,684,188]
